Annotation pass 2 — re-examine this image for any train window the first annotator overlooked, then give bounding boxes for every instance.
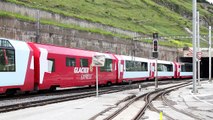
[125,60,133,71]
[66,57,76,67]
[100,59,112,72]
[166,64,173,71]
[181,63,192,72]
[80,58,88,67]
[157,64,173,72]
[181,65,186,72]
[0,49,15,72]
[158,64,165,71]
[0,46,15,72]
[157,64,162,71]
[0,39,13,48]
[135,61,141,71]
[48,59,55,72]
[141,62,148,71]
[125,60,148,71]
[185,64,192,72]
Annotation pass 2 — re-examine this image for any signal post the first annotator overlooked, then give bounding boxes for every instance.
[153,33,159,90]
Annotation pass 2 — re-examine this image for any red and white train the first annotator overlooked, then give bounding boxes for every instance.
[0,38,193,94]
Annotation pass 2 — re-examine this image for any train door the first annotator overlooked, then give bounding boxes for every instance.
[149,60,156,80]
[174,62,180,79]
[98,58,117,85]
[117,59,124,83]
[178,64,181,78]
[150,62,155,80]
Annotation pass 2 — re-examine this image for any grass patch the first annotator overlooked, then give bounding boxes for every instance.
[0,10,130,39]
[3,0,212,47]
[5,0,211,36]
[141,39,192,48]
[0,10,35,21]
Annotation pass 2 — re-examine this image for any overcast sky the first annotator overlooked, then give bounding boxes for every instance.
[206,0,213,4]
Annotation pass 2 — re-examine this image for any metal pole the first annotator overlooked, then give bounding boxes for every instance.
[209,26,212,83]
[192,0,197,93]
[197,11,201,86]
[96,66,99,97]
[155,59,158,89]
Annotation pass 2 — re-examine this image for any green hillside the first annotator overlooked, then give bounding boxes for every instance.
[3,0,213,47]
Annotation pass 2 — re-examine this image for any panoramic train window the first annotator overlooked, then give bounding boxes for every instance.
[181,63,192,72]
[141,62,148,71]
[48,59,55,72]
[66,57,76,67]
[80,58,88,67]
[125,60,133,71]
[157,64,173,72]
[157,64,164,71]
[166,64,173,71]
[0,39,13,48]
[125,60,148,71]
[100,59,112,72]
[0,39,15,72]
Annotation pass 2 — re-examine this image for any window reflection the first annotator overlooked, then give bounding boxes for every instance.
[100,59,112,72]
[181,63,192,72]
[125,60,148,71]
[0,39,15,72]
[0,49,15,71]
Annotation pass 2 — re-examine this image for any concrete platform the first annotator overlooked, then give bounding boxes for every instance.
[163,81,213,120]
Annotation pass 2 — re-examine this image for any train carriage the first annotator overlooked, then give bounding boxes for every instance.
[155,60,175,80]
[115,55,151,83]
[0,38,34,94]
[28,42,117,90]
[179,63,193,79]
[0,38,193,95]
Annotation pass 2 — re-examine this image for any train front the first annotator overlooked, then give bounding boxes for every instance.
[0,38,34,95]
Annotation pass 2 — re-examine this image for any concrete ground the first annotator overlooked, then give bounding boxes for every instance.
[158,81,213,120]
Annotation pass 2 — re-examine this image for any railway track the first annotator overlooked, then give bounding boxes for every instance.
[0,85,132,113]
[89,80,200,120]
[0,80,191,114]
[142,82,196,120]
[157,86,202,120]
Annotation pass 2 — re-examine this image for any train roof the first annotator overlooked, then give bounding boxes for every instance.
[30,42,115,59]
[114,55,150,62]
[157,60,174,64]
